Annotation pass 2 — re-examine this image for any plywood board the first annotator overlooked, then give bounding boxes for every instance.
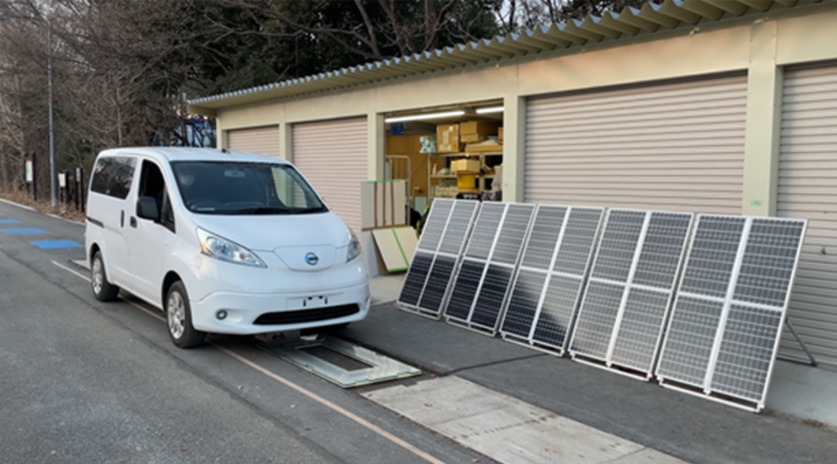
[362,180,408,231]
[373,228,409,272]
[393,227,418,263]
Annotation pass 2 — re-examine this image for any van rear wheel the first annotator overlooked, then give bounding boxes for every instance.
[166,281,206,349]
[91,251,119,302]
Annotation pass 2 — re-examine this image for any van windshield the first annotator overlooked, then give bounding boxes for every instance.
[171,161,328,215]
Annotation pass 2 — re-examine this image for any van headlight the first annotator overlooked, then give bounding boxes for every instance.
[197,228,266,268]
[347,228,361,262]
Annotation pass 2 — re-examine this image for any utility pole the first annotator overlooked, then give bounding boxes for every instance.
[48,11,57,207]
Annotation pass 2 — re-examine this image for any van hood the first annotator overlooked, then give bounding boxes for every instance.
[191,212,351,271]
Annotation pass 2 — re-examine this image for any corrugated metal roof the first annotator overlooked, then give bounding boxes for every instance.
[188,0,822,113]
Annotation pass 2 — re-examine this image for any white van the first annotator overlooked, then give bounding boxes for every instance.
[85,147,370,348]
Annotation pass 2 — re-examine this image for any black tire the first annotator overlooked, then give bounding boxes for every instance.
[165,281,206,349]
[91,251,120,302]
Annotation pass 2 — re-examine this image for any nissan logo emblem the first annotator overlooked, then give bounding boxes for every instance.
[305,252,319,266]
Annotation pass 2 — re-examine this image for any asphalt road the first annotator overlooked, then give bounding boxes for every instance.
[0,200,486,464]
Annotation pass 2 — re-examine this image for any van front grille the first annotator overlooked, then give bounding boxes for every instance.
[253,304,360,325]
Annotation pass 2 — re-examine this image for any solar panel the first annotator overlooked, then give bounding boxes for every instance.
[499,206,604,353]
[656,216,807,411]
[397,199,480,318]
[444,203,536,334]
[569,210,693,379]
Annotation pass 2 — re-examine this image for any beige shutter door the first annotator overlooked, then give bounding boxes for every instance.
[292,118,368,233]
[227,126,280,157]
[525,75,747,215]
[777,65,837,368]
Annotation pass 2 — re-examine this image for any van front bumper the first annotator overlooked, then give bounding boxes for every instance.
[189,280,370,335]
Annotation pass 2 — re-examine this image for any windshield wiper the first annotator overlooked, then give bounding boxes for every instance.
[232,207,290,215]
[293,206,328,214]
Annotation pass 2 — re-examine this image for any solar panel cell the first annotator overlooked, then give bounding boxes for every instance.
[501,270,547,338]
[656,296,724,386]
[532,276,584,348]
[399,252,433,306]
[499,206,603,352]
[445,260,485,321]
[418,256,457,313]
[711,305,783,402]
[571,280,623,360]
[398,199,480,317]
[570,210,692,376]
[470,264,514,329]
[656,215,806,410]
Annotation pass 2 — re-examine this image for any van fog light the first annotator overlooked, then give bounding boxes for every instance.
[216,310,229,320]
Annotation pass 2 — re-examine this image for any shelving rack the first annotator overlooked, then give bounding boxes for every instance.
[429,149,502,198]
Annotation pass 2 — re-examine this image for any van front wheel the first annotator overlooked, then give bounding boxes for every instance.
[166,281,205,349]
[91,251,119,302]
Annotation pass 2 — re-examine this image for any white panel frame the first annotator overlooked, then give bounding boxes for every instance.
[656,215,808,412]
[396,199,479,319]
[499,205,604,355]
[444,202,536,335]
[569,209,694,380]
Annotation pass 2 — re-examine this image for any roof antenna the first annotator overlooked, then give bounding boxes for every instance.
[221,148,229,154]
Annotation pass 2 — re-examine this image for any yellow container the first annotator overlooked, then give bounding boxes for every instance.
[457,173,476,189]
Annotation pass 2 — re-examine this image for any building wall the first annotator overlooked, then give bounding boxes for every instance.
[214,7,837,215]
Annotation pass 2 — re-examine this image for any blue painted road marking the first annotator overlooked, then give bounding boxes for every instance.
[1,228,47,235]
[0,219,20,224]
[30,240,83,249]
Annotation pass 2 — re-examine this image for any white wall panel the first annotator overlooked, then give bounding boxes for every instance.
[292,118,368,234]
[525,76,747,215]
[227,125,280,157]
[777,65,837,368]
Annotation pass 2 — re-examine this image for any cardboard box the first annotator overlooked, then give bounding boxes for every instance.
[460,121,500,143]
[464,142,502,153]
[436,124,461,153]
[498,127,503,143]
[451,158,480,173]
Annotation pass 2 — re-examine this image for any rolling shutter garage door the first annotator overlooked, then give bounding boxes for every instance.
[292,118,367,234]
[525,76,746,214]
[777,65,837,367]
[227,126,280,157]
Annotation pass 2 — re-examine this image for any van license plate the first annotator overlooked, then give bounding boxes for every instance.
[300,296,328,309]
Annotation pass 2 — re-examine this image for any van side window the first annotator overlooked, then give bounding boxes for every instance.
[90,156,136,199]
[139,160,175,232]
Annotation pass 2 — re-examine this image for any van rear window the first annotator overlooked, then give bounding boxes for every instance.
[90,156,137,199]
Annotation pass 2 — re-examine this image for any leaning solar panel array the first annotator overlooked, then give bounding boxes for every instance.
[396,199,807,412]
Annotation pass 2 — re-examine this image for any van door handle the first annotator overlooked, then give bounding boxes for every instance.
[130,217,137,228]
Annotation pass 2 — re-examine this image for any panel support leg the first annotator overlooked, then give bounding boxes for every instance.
[777,319,817,366]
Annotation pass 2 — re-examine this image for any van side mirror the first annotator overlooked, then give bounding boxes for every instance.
[137,196,160,221]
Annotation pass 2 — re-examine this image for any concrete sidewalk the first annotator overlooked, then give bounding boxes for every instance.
[360,274,837,464]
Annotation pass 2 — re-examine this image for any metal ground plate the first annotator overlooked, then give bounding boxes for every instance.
[261,335,421,388]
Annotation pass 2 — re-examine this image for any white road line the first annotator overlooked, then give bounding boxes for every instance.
[51,261,446,464]
[215,344,446,464]
[51,260,91,282]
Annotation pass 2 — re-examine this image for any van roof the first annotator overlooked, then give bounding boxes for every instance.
[96,147,290,165]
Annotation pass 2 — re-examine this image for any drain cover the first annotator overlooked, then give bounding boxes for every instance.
[262,336,421,388]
